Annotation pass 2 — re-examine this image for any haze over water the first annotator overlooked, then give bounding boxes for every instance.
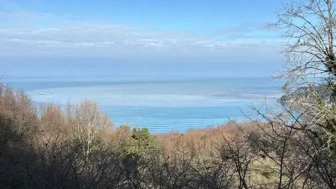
[6,76,283,133]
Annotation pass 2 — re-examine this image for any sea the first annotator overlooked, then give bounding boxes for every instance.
[4,76,284,133]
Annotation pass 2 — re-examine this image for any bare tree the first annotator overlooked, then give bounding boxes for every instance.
[272,0,336,92]
[71,100,113,158]
[269,2,336,187]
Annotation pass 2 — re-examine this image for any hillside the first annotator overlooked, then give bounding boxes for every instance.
[279,85,336,105]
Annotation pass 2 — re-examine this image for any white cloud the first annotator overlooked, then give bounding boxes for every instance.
[0,1,281,61]
[0,23,281,60]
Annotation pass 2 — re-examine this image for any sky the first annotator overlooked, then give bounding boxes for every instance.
[0,0,287,78]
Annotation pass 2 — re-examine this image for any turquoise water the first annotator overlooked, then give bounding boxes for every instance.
[5,77,283,133]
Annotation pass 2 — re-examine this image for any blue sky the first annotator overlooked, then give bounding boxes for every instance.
[0,0,286,78]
